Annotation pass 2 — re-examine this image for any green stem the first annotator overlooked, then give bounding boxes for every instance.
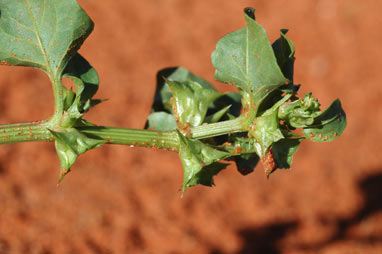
[0,120,52,144]
[49,78,64,126]
[0,117,248,150]
[190,117,245,139]
[78,126,180,150]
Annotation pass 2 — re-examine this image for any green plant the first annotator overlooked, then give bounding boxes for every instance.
[0,2,346,192]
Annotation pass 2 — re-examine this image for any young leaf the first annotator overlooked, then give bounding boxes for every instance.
[212,8,288,109]
[303,99,347,142]
[278,93,321,128]
[63,53,100,112]
[168,80,222,127]
[0,0,93,79]
[149,66,216,114]
[50,128,105,181]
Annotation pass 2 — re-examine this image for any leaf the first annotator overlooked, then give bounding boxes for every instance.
[272,138,302,169]
[0,0,93,79]
[149,66,216,113]
[252,109,284,157]
[272,29,295,82]
[185,162,228,188]
[168,79,222,127]
[146,66,220,129]
[278,93,321,128]
[303,99,346,142]
[63,53,100,112]
[205,105,231,124]
[177,131,229,191]
[146,112,177,131]
[212,8,288,109]
[50,128,105,181]
[59,54,101,127]
[208,92,242,118]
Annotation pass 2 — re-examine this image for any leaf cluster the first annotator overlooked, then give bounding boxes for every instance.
[146,8,346,191]
[0,2,346,192]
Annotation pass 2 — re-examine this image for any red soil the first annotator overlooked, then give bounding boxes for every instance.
[0,1,381,253]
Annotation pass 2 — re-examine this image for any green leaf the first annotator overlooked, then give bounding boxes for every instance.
[278,93,321,128]
[177,131,229,191]
[149,66,216,114]
[63,53,100,111]
[272,138,302,169]
[208,92,242,118]
[59,54,101,128]
[185,162,228,188]
[168,79,222,127]
[272,29,295,82]
[205,105,231,124]
[303,99,346,142]
[146,67,220,129]
[146,112,177,131]
[212,8,288,109]
[0,0,93,78]
[50,128,105,181]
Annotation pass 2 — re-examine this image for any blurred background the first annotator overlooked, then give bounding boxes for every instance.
[0,0,381,253]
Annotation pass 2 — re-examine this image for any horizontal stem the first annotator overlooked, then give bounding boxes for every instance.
[190,117,246,139]
[0,120,53,144]
[0,117,248,151]
[78,126,180,151]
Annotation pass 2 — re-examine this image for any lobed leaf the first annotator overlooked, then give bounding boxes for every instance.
[303,99,346,142]
[212,8,288,110]
[0,0,93,79]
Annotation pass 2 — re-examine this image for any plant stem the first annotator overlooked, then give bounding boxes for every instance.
[78,126,180,150]
[0,117,248,150]
[190,117,245,139]
[49,78,64,126]
[0,120,52,144]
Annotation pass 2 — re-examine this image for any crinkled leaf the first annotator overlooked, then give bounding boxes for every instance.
[149,66,216,114]
[146,112,177,131]
[303,99,346,142]
[212,8,287,111]
[177,131,229,191]
[278,93,321,128]
[50,128,105,181]
[272,138,302,169]
[0,0,93,78]
[252,109,284,157]
[168,80,222,127]
[272,29,295,82]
